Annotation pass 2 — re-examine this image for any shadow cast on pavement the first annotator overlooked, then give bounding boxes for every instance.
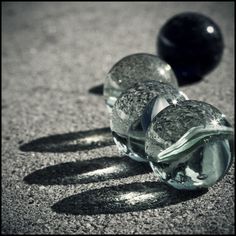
[51,181,208,215]
[23,156,152,185]
[88,83,104,95]
[19,127,114,153]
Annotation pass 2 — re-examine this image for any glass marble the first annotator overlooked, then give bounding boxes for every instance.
[111,81,187,162]
[103,53,178,112]
[157,12,224,80]
[145,100,234,190]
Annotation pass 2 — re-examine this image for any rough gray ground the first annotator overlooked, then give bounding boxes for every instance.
[2,2,235,234]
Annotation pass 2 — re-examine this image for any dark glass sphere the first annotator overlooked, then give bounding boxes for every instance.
[157,12,224,82]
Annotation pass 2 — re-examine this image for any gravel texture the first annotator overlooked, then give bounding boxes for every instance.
[2,2,235,234]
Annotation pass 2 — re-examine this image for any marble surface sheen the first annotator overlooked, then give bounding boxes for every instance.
[158,12,224,79]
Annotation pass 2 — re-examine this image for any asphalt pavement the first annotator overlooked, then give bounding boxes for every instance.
[2,2,235,234]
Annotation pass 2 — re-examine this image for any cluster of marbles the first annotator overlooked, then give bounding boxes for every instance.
[103,13,234,190]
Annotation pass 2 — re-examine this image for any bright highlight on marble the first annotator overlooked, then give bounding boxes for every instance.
[104,48,233,190]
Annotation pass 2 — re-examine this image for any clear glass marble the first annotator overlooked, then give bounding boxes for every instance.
[145,100,234,190]
[104,53,178,113]
[111,81,187,162]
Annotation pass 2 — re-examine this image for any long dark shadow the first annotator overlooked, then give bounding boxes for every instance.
[23,156,152,185]
[19,127,114,153]
[88,84,104,95]
[51,181,208,215]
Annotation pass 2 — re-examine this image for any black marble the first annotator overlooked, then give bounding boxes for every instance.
[157,12,224,82]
